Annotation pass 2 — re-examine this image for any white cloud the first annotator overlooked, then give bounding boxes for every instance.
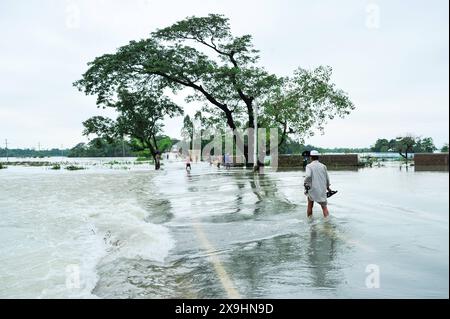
[0,0,448,149]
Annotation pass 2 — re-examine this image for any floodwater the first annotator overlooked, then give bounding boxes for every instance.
[0,159,448,298]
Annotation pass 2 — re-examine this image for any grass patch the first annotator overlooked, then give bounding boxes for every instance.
[105,160,121,165]
[50,164,61,170]
[65,165,85,171]
[136,157,153,162]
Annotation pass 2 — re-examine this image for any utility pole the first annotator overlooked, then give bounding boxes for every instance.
[122,136,125,157]
[5,139,8,162]
[253,102,258,171]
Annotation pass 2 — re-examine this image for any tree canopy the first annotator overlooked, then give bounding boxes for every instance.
[371,135,437,154]
[74,14,355,163]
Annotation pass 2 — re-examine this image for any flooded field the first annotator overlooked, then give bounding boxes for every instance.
[0,158,448,298]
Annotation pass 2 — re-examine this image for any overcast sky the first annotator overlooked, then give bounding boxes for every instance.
[0,0,448,149]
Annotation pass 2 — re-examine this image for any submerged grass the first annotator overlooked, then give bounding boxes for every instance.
[65,165,85,171]
[136,157,153,162]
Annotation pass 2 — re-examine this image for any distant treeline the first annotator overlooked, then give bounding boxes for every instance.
[0,148,69,158]
[67,135,178,157]
[67,136,177,158]
[67,139,135,157]
[0,136,177,158]
[1,135,447,158]
[370,137,447,153]
[279,138,371,154]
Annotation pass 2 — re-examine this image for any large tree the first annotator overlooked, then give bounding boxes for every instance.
[82,89,182,169]
[371,138,390,152]
[75,14,354,164]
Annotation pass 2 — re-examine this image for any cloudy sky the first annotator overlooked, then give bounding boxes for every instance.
[0,0,448,150]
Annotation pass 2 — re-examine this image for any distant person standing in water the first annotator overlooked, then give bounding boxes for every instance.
[224,153,231,169]
[216,155,221,168]
[186,156,192,171]
[304,150,331,218]
[301,150,310,168]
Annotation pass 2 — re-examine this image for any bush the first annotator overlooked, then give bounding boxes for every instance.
[105,160,120,165]
[51,164,61,170]
[65,165,85,171]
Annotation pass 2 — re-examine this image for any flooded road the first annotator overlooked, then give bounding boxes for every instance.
[0,159,448,298]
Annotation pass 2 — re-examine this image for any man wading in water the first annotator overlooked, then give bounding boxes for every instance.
[304,150,334,218]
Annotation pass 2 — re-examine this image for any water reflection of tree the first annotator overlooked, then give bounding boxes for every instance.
[249,173,278,200]
[248,173,296,216]
[225,221,344,297]
[233,178,246,214]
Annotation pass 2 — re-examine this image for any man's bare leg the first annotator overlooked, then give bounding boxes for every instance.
[321,204,329,218]
[307,198,314,217]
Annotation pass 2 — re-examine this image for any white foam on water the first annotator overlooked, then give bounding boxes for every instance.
[0,169,174,299]
[92,201,175,264]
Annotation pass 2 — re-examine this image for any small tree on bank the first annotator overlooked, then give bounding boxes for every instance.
[395,135,439,163]
[395,135,416,164]
[82,89,182,169]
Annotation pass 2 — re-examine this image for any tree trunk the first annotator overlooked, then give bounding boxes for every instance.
[399,151,408,164]
[146,140,160,171]
[150,150,161,170]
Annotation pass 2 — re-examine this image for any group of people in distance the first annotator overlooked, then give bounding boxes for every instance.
[185,154,232,171]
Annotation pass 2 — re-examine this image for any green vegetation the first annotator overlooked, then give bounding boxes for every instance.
[105,160,121,165]
[74,14,354,165]
[0,163,6,169]
[441,143,449,153]
[136,157,153,162]
[67,138,134,157]
[358,156,379,167]
[0,148,69,158]
[371,135,438,164]
[370,136,437,154]
[50,164,61,170]
[370,138,398,153]
[65,165,85,171]
[279,138,371,154]
[78,90,183,170]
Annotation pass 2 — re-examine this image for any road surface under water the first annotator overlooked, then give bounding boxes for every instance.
[0,159,448,298]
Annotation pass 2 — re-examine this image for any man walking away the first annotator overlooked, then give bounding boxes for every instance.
[304,150,331,218]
